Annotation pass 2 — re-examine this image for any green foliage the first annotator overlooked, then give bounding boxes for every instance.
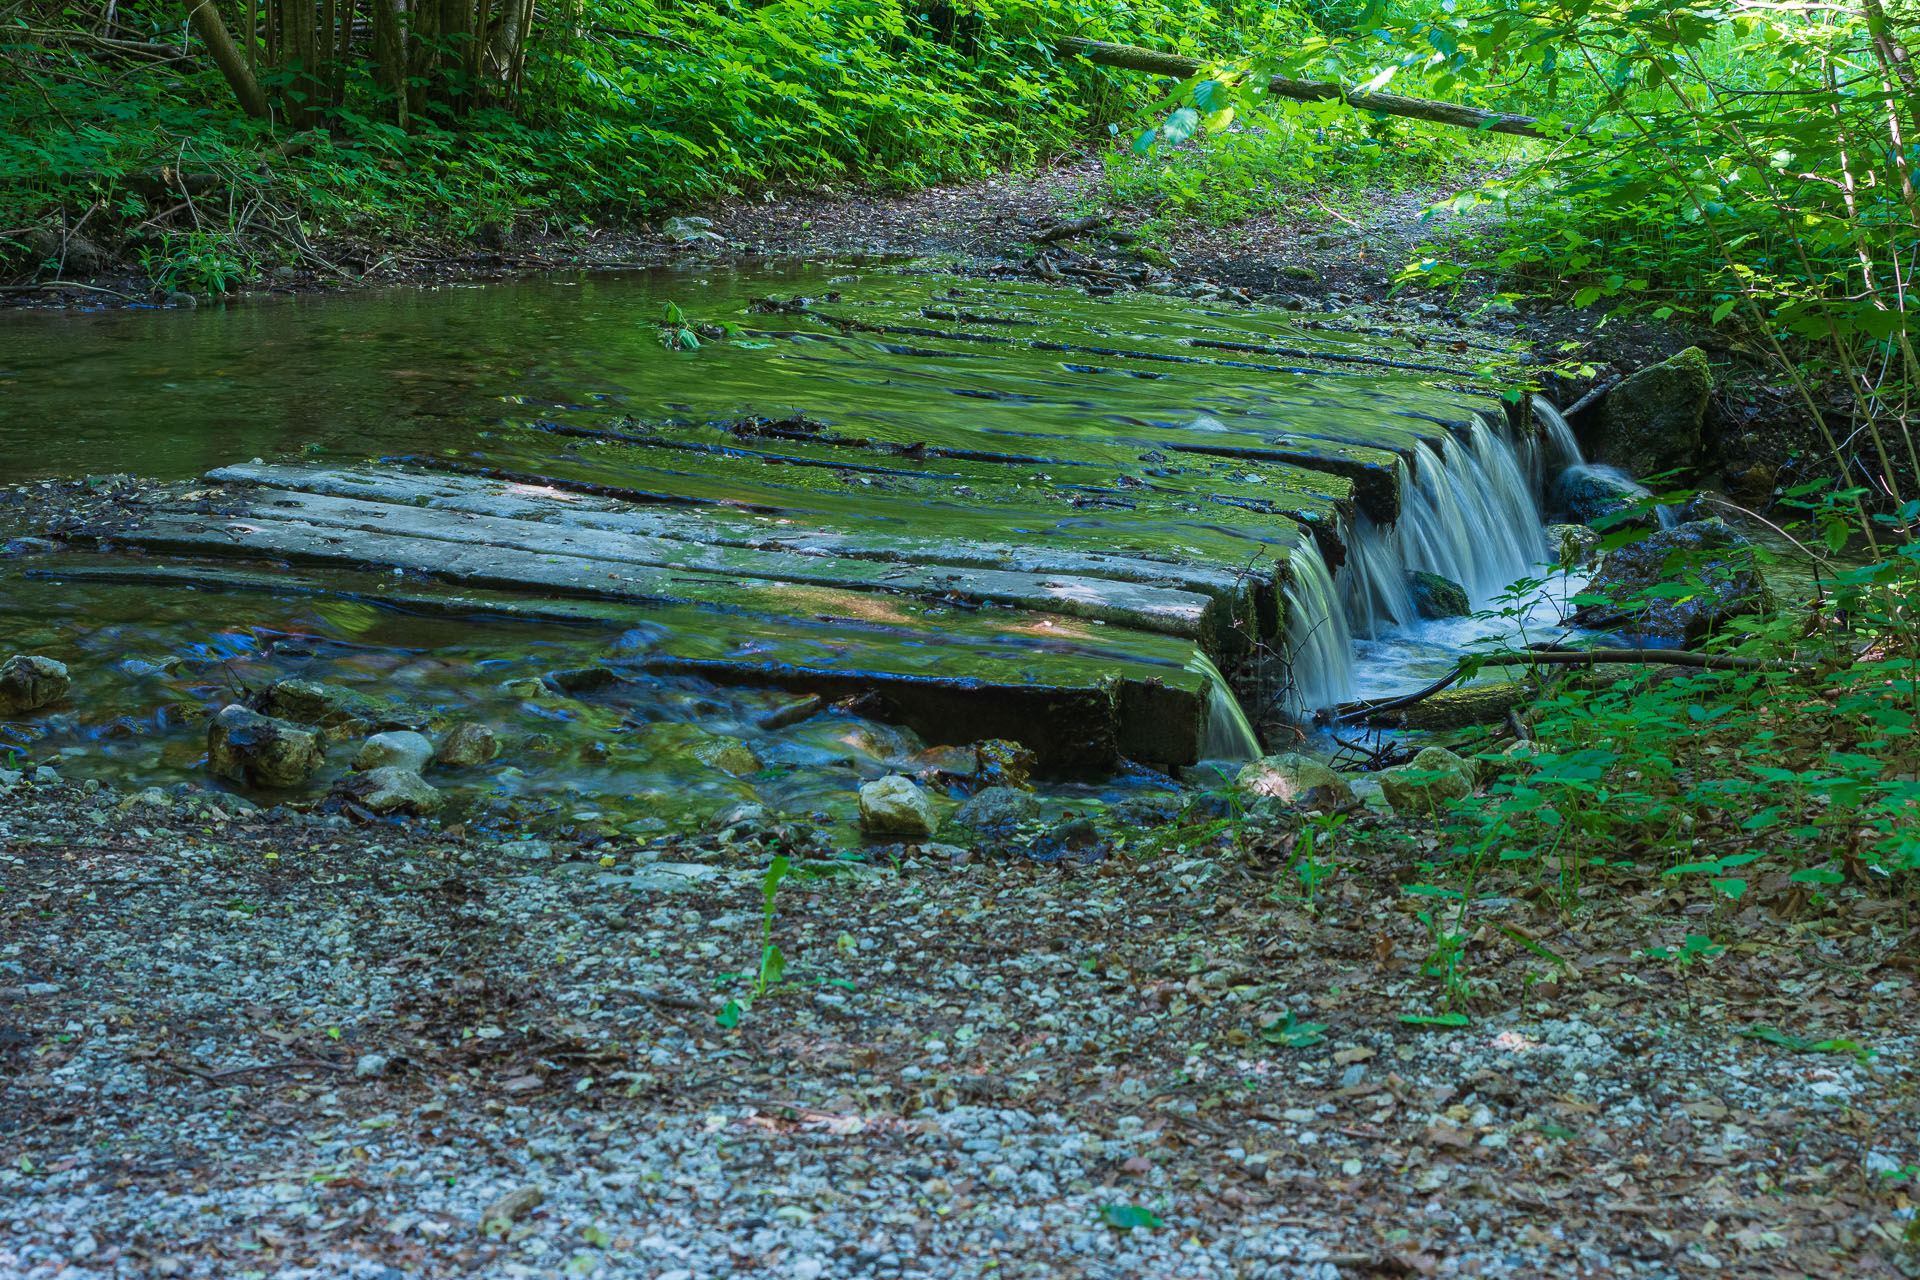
[2,0,1261,286]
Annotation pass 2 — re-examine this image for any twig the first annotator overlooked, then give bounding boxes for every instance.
[0,281,136,300]
[1562,375,1623,418]
[209,1058,349,1078]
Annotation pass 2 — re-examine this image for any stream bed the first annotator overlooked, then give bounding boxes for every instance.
[0,263,1579,835]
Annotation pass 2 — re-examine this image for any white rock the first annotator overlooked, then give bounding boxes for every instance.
[859,774,938,836]
[353,730,435,773]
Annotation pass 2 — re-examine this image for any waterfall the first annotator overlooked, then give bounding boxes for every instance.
[1532,394,1677,530]
[1278,536,1356,718]
[1339,413,1549,638]
[1531,394,1584,475]
[1186,650,1263,761]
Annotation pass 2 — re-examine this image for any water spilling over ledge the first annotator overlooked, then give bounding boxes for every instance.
[0,267,1601,815]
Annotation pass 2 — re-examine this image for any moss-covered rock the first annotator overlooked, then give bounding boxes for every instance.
[1379,746,1475,816]
[1234,753,1354,810]
[1593,346,1712,476]
[1408,571,1470,619]
[1578,518,1770,643]
[208,705,326,788]
[0,654,69,716]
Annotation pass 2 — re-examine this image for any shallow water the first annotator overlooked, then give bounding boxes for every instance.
[0,265,1564,826]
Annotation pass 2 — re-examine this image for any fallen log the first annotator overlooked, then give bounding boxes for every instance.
[1058,36,1562,142]
[1330,647,1796,725]
[1033,216,1109,244]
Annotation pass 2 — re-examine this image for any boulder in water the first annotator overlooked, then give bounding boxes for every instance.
[949,786,1041,833]
[1408,572,1470,619]
[208,705,326,788]
[353,730,434,773]
[1576,519,1769,643]
[1234,753,1355,811]
[0,655,70,716]
[434,722,499,768]
[1379,746,1475,815]
[257,678,417,731]
[341,766,444,816]
[1554,465,1648,528]
[859,775,937,837]
[1592,346,1712,477]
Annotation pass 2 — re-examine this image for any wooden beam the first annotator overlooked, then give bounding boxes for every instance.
[1058,36,1561,142]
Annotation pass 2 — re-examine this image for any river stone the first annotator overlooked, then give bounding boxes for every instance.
[546,666,619,694]
[949,786,1041,832]
[1554,466,1646,527]
[859,775,937,837]
[1580,519,1769,643]
[1408,571,1470,619]
[353,730,435,773]
[258,678,416,731]
[342,766,444,816]
[1593,346,1712,476]
[207,704,326,788]
[1379,746,1475,816]
[1234,753,1355,811]
[435,722,499,768]
[0,655,70,716]
[1544,523,1603,567]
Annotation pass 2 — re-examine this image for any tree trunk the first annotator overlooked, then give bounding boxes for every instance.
[370,0,409,125]
[184,0,272,120]
[1057,36,1563,142]
[483,0,525,86]
[406,0,439,121]
[438,0,472,114]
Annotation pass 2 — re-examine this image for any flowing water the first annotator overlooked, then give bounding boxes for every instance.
[0,265,1598,824]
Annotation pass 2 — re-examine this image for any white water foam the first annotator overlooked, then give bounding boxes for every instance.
[1277,406,1600,722]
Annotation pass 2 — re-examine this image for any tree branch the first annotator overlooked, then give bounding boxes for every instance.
[1057,36,1565,141]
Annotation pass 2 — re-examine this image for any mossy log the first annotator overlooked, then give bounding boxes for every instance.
[1363,681,1529,730]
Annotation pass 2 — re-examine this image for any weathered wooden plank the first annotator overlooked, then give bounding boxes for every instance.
[107,506,1229,646]
[205,462,1272,631]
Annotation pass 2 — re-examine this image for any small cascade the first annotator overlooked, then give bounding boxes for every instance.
[1531,394,1585,476]
[1339,413,1550,637]
[1186,650,1263,761]
[1533,394,1677,530]
[1278,536,1357,717]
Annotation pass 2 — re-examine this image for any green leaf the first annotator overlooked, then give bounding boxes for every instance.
[1099,1204,1162,1230]
[1192,79,1232,113]
[1789,867,1844,886]
[1161,108,1200,145]
[1711,299,1738,324]
[716,1000,743,1029]
[1259,1010,1328,1047]
[1739,1026,1875,1061]
[1400,1012,1470,1026]
[760,943,786,989]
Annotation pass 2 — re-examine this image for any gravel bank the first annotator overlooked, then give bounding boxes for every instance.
[2,771,1916,1279]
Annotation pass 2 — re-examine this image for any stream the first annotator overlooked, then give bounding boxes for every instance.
[0,264,1593,836]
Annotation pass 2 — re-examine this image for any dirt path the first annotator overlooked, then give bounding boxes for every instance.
[3,773,1914,1279]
